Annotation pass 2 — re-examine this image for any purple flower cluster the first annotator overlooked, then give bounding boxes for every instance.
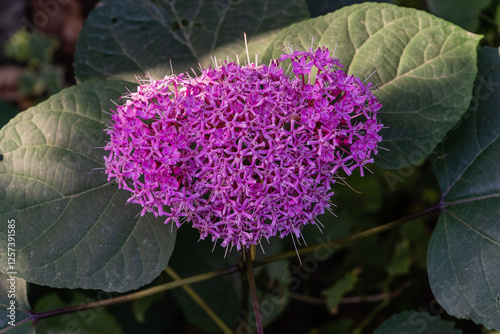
[104,47,383,250]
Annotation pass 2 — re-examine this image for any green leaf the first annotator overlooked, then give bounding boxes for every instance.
[373,311,461,334]
[168,226,240,332]
[0,273,33,333]
[19,65,65,98]
[34,293,124,334]
[386,239,411,276]
[131,294,163,324]
[265,3,482,169]
[428,47,500,330]
[427,0,492,32]
[4,29,59,66]
[0,80,176,292]
[74,0,309,83]
[401,219,431,269]
[321,268,359,313]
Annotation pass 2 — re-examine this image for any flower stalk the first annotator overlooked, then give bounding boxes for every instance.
[165,267,232,333]
[246,246,264,334]
[19,205,439,330]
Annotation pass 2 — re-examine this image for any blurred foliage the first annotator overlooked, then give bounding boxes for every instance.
[322,269,360,313]
[425,0,500,46]
[2,28,65,105]
[426,0,492,31]
[0,100,18,129]
[4,28,59,67]
[34,293,126,334]
[18,64,64,98]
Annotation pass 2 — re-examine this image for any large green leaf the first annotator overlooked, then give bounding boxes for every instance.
[0,80,176,292]
[265,3,482,169]
[373,311,461,334]
[0,274,32,333]
[427,0,492,32]
[74,0,309,83]
[428,47,500,330]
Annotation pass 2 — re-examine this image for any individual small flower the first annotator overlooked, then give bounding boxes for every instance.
[292,56,314,75]
[103,45,383,251]
[301,107,320,128]
[302,84,323,100]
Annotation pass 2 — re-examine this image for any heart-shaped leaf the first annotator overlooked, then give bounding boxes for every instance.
[264,3,482,169]
[0,80,176,292]
[74,0,309,83]
[428,47,500,330]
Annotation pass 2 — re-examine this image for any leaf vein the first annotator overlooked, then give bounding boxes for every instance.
[167,0,201,62]
[447,210,500,246]
[110,22,146,73]
[444,136,500,197]
[444,215,476,314]
[480,239,500,316]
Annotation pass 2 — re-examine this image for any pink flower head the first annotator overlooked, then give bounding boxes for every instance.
[104,46,383,250]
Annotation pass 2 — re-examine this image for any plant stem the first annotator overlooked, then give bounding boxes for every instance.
[23,204,440,329]
[254,203,441,266]
[28,264,239,324]
[165,267,232,334]
[352,276,394,334]
[237,250,250,333]
[246,247,264,334]
[288,280,411,305]
[352,298,390,334]
[340,280,411,304]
